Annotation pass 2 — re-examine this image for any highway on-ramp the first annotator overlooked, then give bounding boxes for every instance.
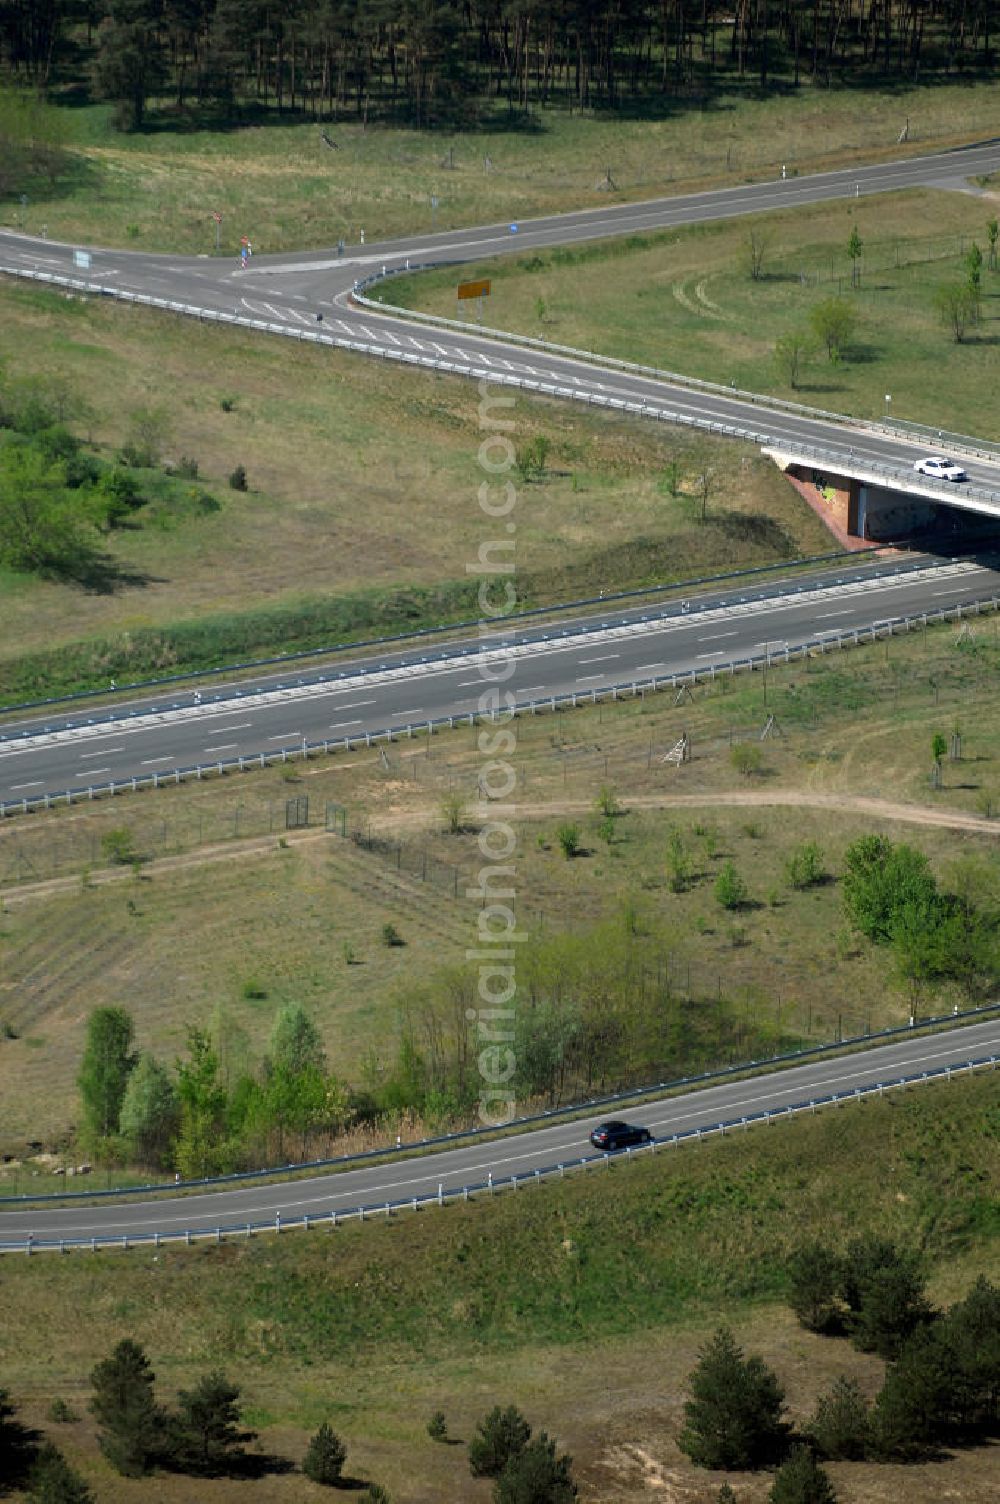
[4,141,1000,510]
[1,1018,997,1249]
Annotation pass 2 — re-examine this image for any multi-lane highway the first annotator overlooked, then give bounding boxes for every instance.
[1,1016,996,1248]
[2,550,999,803]
[4,141,1000,1246]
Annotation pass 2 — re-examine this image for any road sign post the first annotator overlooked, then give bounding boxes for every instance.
[212,210,222,253]
[457,278,491,322]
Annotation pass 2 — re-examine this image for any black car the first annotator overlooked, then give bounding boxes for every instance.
[590,1120,653,1152]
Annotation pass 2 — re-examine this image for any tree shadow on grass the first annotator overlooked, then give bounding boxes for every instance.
[39,549,159,595]
[0,1412,42,1492]
[162,1451,296,1481]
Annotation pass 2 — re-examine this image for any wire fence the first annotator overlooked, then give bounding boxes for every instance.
[0,791,316,888]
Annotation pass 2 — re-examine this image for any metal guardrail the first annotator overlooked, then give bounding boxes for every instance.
[353,264,1000,466]
[2,1054,995,1253]
[0,545,876,720]
[2,591,996,821]
[4,260,999,532]
[5,999,996,1208]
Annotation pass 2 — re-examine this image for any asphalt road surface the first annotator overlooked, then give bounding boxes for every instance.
[3,141,1000,508]
[3,550,999,802]
[1,1018,996,1248]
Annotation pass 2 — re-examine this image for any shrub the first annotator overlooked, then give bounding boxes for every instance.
[595,785,621,818]
[666,827,691,892]
[381,923,404,947]
[427,1410,448,1442]
[228,464,248,491]
[785,842,826,890]
[714,861,747,911]
[100,827,137,866]
[730,743,763,777]
[359,1488,391,1504]
[440,792,467,833]
[173,455,199,479]
[556,823,581,859]
[302,1422,348,1485]
[46,1398,78,1424]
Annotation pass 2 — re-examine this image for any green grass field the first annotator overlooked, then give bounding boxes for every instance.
[3,613,1000,1152]
[394,187,1000,440]
[6,81,1000,254]
[1,1071,997,1502]
[0,279,831,702]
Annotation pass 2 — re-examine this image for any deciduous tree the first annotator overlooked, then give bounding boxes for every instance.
[78,1007,137,1146]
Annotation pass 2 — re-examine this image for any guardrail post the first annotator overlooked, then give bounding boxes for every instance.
[185,1229,191,1246]
[438,1182,444,1205]
[216,1227,222,1244]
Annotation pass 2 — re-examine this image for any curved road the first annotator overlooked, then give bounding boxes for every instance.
[3,139,1000,505]
[1,1018,997,1248]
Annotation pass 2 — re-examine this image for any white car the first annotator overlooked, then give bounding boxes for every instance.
[913,456,967,482]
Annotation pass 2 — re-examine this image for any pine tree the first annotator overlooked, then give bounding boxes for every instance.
[302,1422,347,1485]
[26,1442,94,1504]
[493,1432,577,1502]
[768,1446,837,1504]
[89,1339,163,1477]
[169,1371,253,1475]
[786,1244,843,1334]
[469,1406,531,1478]
[679,1328,788,1470]
[807,1377,870,1460]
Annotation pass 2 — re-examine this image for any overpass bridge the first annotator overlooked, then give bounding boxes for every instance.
[762,442,1000,542]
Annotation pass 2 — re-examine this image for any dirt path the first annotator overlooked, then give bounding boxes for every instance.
[386,789,1000,836]
[2,789,995,907]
